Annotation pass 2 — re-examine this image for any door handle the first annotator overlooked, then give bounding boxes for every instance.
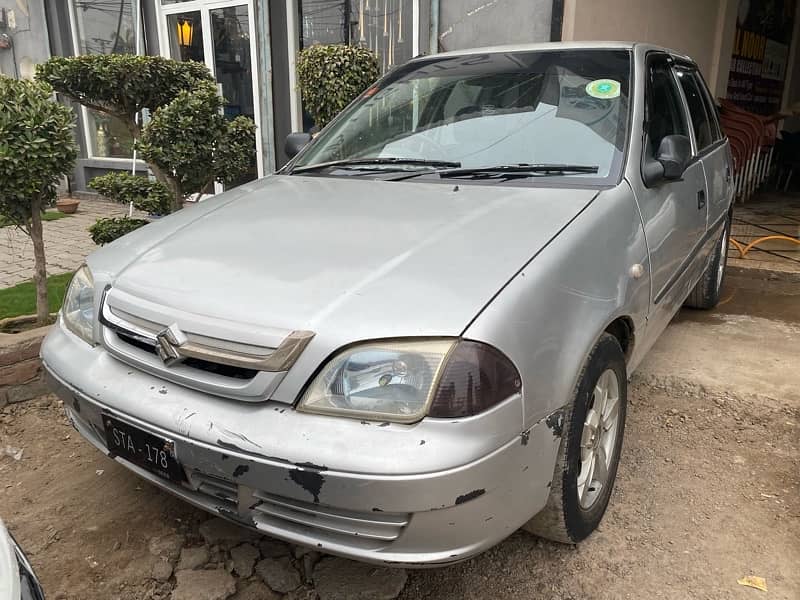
[697,189,706,210]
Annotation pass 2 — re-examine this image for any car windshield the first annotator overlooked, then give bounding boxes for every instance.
[291,49,632,184]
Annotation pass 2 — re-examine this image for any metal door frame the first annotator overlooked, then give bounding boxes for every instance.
[157,0,266,180]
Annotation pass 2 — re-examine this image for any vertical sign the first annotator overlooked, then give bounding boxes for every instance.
[727,0,795,115]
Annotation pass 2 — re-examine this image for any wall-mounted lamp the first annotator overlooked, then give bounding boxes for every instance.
[176,18,194,47]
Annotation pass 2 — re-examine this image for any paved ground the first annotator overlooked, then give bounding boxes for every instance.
[729,193,800,278]
[1,269,797,600]
[0,198,135,289]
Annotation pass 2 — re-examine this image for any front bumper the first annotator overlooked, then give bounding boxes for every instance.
[42,323,561,566]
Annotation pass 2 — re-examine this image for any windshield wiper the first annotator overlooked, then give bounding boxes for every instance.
[437,163,599,179]
[291,157,461,174]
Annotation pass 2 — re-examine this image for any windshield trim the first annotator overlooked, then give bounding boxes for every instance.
[282,49,635,188]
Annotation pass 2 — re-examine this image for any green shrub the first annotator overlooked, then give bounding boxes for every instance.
[296,44,380,129]
[0,76,77,324]
[88,173,171,215]
[89,217,150,245]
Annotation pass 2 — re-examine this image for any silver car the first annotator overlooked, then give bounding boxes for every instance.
[42,42,732,566]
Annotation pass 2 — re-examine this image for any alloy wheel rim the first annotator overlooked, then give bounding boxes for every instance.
[578,369,621,510]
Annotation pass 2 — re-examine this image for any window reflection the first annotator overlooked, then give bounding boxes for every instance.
[72,0,141,158]
[300,0,414,72]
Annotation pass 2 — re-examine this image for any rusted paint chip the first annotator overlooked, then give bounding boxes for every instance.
[545,409,565,437]
[455,488,486,505]
[289,463,328,504]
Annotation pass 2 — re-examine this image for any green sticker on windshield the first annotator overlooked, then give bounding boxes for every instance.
[585,79,621,99]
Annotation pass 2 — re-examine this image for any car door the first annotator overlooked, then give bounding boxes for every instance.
[632,53,708,330]
[675,64,732,243]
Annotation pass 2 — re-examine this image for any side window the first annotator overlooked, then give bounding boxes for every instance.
[675,68,714,151]
[695,71,723,142]
[645,59,690,157]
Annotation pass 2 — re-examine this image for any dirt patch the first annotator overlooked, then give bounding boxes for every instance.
[1,379,797,599]
[402,380,799,600]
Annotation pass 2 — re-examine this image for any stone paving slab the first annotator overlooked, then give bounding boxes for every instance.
[730,193,800,278]
[0,197,141,289]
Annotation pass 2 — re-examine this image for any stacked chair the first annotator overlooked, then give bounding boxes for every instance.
[718,99,777,203]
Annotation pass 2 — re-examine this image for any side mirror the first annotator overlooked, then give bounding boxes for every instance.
[285,132,312,159]
[642,134,692,186]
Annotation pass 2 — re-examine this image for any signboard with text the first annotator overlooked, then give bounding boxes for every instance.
[726,0,795,115]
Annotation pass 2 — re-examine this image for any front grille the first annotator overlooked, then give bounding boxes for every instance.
[189,471,238,508]
[96,287,312,401]
[251,490,409,549]
[182,471,408,550]
[115,332,258,380]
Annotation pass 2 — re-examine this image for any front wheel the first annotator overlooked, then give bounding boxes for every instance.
[684,215,731,309]
[523,334,627,543]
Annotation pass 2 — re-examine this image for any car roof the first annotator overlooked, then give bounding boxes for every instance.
[418,41,694,65]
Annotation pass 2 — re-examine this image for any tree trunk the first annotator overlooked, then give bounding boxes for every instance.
[124,116,183,212]
[125,115,183,212]
[29,195,49,326]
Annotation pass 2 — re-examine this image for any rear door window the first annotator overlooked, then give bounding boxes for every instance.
[695,71,723,142]
[675,68,714,152]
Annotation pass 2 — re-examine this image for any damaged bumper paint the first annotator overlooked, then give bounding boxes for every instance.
[41,323,561,566]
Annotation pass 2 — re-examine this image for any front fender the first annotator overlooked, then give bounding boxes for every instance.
[465,182,650,426]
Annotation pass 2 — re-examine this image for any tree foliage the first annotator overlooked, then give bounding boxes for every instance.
[0,76,77,323]
[296,44,380,129]
[138,81,257,202]
[36,55,213,131]
[89,217,150,246]
[88,173,171,215]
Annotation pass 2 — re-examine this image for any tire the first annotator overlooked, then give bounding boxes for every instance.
[523,333,627,544]
[684,215,731,309]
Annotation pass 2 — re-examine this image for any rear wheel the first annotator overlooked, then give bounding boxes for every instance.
[684,215,731,309]
[523,334,627,543]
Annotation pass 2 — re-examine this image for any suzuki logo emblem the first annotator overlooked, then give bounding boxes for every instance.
[155,323,187,366]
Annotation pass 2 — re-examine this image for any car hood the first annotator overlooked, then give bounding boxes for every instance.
[95,175,597,339]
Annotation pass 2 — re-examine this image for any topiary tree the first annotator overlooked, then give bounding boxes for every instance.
[0,76,77,324]
[296,44,380,129]
[37,54,256,240]
[137,80,257,206]
[88,173,171,215]
[88,217,150,245]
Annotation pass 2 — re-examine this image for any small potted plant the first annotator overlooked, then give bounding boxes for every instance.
[56,197,80,213]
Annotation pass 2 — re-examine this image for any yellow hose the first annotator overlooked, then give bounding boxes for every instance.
[729,235,800,258]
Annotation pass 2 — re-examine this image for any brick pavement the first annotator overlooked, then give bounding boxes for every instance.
[0,197,141,288]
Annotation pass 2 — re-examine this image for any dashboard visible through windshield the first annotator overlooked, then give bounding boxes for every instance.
[290,49,632,186]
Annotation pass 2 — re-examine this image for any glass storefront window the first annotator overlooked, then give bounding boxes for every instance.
[72,0,141,158]
[300,0,414,72]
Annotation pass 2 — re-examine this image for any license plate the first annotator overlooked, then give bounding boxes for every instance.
[102,415,185,482]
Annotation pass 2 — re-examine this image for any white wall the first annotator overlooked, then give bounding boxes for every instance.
[562,0,738,98]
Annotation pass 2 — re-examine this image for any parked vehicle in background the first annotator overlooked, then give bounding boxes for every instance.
[41,42,732,566]
[0,520,45,600]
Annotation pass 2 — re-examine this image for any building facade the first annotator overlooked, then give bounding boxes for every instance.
[0,0,797,193]
[0,0,557,192]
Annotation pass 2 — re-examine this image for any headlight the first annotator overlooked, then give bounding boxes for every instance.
[61,265,95,344]
[298,339,521,423]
